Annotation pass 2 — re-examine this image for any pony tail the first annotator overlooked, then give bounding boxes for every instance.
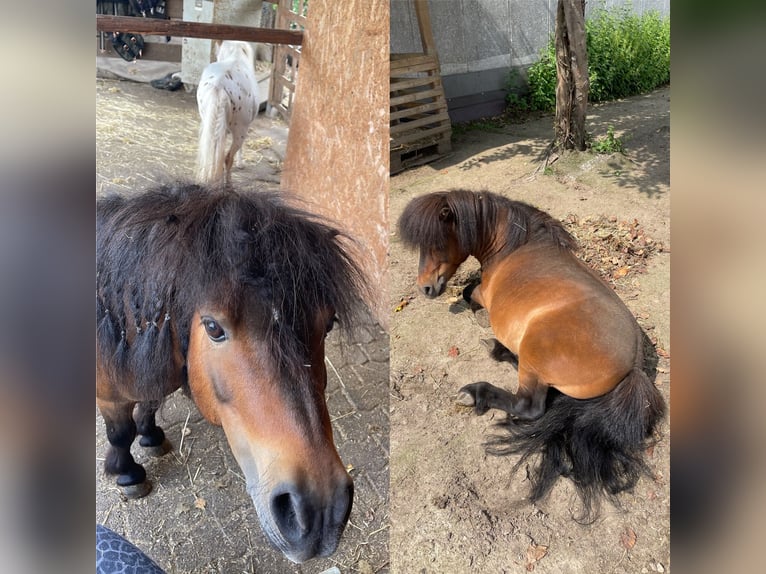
[487,367,665,522]
[196,87,229,184]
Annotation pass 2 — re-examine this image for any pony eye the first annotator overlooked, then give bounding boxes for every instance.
[203,318,226,342]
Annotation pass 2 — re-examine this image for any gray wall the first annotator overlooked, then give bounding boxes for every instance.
[390,0,670,122]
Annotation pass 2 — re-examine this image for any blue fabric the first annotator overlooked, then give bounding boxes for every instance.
[96,524,165,574]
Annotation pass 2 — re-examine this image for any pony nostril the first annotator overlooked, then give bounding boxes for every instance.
[422,285,432,296]
[332,480,354,525]
[271,489,310,541]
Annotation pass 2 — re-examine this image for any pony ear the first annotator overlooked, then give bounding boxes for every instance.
[439,205,453,223]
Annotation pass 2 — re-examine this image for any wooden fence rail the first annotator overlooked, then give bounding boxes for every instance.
[96,15,303,45]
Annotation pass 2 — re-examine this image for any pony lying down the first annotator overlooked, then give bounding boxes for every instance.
[97,182,367,562]
[196,40,261,185]
[398,189,666,521]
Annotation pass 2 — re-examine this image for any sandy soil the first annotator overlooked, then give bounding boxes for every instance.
[96,78,389,574]
[96,76,670,574]
[388,87,670,573]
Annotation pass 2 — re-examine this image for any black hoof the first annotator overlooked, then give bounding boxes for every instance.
[119,480,152,499]
[141,438,172,457]
[456,383,490,415]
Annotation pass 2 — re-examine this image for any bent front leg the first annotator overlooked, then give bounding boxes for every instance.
[457,369,548,421]
[462,280,485,312]
[484,338,519,368]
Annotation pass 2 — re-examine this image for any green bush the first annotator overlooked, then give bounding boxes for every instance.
[518,6,670,112]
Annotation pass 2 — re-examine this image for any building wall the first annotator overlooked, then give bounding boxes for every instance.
[391,0,670,122]
[180,0,264,86]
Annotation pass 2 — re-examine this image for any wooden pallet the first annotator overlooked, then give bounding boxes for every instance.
[390,53,452,174]
[389,1,451,174]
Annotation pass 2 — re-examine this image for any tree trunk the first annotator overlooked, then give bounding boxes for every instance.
[555,0,589,151]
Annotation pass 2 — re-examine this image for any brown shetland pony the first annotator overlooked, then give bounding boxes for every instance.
[398,189,666,520]
[97,183,367,563]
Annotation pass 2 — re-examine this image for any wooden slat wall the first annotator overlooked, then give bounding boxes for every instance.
[389,0,451,175]
[268,0,307,121]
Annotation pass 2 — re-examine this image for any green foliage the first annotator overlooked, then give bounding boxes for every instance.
[587,6,670,102]
[525,47,557,112]
[515,6,670,113]
[590,125,625,154]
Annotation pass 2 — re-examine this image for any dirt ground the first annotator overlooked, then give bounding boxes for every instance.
[388,88,670,573]
[96,78,389,573]
[97,77,670,573]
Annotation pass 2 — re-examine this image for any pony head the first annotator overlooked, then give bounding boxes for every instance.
[97,184,367,562]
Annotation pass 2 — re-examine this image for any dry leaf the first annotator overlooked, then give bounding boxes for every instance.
[447,346,460,358]
[525,543,548,570]
[394,299,409,312]
[613,267,629,279]
[194,497,207,510]
[620,527,637,550]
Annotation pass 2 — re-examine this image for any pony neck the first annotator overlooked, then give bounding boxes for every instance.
[467,204,517,268]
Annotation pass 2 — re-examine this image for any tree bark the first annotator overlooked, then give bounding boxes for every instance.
[555,0,589,151]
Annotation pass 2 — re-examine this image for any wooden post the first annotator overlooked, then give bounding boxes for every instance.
[414,0,437,56]
[280,0,389,325]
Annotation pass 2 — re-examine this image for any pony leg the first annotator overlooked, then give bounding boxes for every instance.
[457,369,548,421]
[462,280,485,312]
[224,132,248,182]
[135,401,172,457]
[98,398,151,498]
[483,338,519,368]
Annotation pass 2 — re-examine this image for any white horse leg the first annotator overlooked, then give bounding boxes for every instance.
[225,125,249,182]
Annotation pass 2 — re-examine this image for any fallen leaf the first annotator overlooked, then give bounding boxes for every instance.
[346,463,355,473]
[394,299,409,312]
[620,527,637,550]
[656,348,670,358]
[525,544,548,570]
[194,497,207,510]
[447,346,460,357]
[613,267,629,279]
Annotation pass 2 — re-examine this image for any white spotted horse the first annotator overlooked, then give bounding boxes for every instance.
[196,41,261,185]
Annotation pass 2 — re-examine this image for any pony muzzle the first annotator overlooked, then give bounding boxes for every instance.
[247,470,353,563]
[225,425,353,563]
[267,477,353,562]
[419,275,446,298]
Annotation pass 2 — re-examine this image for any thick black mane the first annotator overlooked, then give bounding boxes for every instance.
[97,182,367,398]
[398,189,577,256]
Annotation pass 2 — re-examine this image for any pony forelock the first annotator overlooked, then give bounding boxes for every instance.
[97,182,369,397]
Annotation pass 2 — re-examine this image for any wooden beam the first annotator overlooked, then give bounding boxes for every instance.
[96,15,303,45]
